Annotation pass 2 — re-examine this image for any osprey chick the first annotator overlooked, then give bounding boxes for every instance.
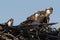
[27,7,53,24]
[7,18,14,26]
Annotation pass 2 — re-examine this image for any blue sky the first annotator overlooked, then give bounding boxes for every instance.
[0,0,60,28]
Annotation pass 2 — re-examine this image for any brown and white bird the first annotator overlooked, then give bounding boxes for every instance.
[27,11,40,22]
[20,7,53,26]
[0,18,14,30]
[43,7,53,23]
[37,7,53,23]
[27,7,53,24]
[6,18,14,27]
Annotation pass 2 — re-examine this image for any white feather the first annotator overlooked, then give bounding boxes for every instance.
[8,21,12,26]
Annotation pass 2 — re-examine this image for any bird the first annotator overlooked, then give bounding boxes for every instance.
[7,18,14,27]
[20,7,53,26]
[27,11,40,21]
[37,7,53,24]
[44,7,53,23]
[6,18,14,27]
[0,18,14,30]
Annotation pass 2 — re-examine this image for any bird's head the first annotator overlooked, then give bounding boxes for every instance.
[7,18,14,26]
[45,7,53,17]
